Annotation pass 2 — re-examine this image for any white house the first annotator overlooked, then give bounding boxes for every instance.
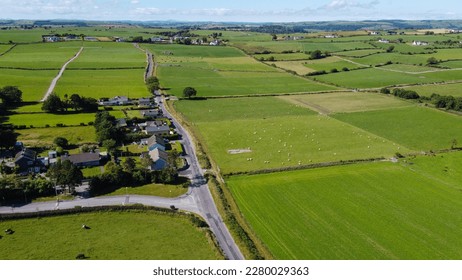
[412,41,429,46]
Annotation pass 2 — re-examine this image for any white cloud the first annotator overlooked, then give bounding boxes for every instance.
[130,0,139,4]
[322,0,380,10]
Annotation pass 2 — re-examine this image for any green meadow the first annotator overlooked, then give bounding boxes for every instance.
[176,97,405,174]
[17,126,96,146]
[334,106,462,151]
[404,83,462,97]
[0,42,83,69]
[227,154,462,259]
[147,44,336,97]
[0,69,57,101]
[54,69,147,99]
[0,211,221,260]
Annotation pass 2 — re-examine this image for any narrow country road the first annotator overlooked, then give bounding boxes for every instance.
[41,47,84,102]
[156,94,245,260]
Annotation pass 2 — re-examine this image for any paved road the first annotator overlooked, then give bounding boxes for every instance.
[0,92,244,260]
[156,94,244,260]
[41,47,84,102]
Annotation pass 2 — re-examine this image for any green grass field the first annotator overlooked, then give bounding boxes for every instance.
[0,69,57,101]
[0,211,221,260]
[104,183,188,198]
[404,83,462,97]
[303,56,364,72]
[0,42,83,69]
[176,97,406,173]
[147,44,336,97]
[228,152,462,259]
[334,106,462,151]
[67,42,145,69]
[280,92,413,114]
[17,126,96,146]
[54,69,147,99]
[6,112,99,127]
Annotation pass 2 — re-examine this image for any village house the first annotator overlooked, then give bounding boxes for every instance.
[98,96,132,106]
[412,41,429,46]
[42,35,63,42]
[14,148,44,174]
[148,148,169,170]
[61,152,100,167]
[145,125,171,135]
[116,118,127,128]
[138,97,153,107]
[146,134,166,152]
[378,39,390,43]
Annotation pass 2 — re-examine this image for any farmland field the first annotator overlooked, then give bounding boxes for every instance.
[334,106,462,151]
[0,69,58,101]
[228,153,462,259]
[16,126,96,146]
[53,69,147,99]
[303,56,364,72]
[67,42,146,69]
[147,44,337,97]
[175,97,407,173]
[404,83,462,97]
[280,92,413,114]
[0,42,82,69]
[0,211,221,260]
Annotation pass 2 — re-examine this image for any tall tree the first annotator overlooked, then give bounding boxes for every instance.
[47,160,83,193]
[42,93,63,113]
[183,87,197,99]
[0,86,22,107]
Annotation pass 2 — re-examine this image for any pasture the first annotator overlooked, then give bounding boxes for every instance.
[0,211,221,260]
[227,153,462,259]
[53,69,147,99]
[175,97,406,174]
[0,42,82,69]
[334,106,462,151]
[404,83,462,97]
[147,44,337,97]
[0,69,58,101]
[16,126,96,146]
[280,91,413,114]
[67,42,146,69]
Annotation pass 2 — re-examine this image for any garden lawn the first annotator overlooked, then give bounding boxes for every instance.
[334,106,462,151]
[228,155,462,259]
[0,211,221,260]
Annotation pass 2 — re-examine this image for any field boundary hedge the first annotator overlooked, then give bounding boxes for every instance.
[0,44,17,56]
[224,157,386,177]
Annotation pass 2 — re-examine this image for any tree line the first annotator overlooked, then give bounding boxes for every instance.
[42,93,98,113]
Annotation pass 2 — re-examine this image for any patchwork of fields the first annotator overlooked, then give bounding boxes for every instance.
[3,27,462,260]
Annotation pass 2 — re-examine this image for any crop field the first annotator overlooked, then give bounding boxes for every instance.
[378,64,436,73]
[53,69,147,99]
[280,92,413,114]
[334,106,462,151]
[404,83,462,97]
[235,40,374,54]
[16,126,96,146]
[227,153,462,259]
[176,97,406,173]
[0,211,221,260]
[0,42,82,69]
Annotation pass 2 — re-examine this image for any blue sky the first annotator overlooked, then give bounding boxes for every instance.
[1,0,461,22]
